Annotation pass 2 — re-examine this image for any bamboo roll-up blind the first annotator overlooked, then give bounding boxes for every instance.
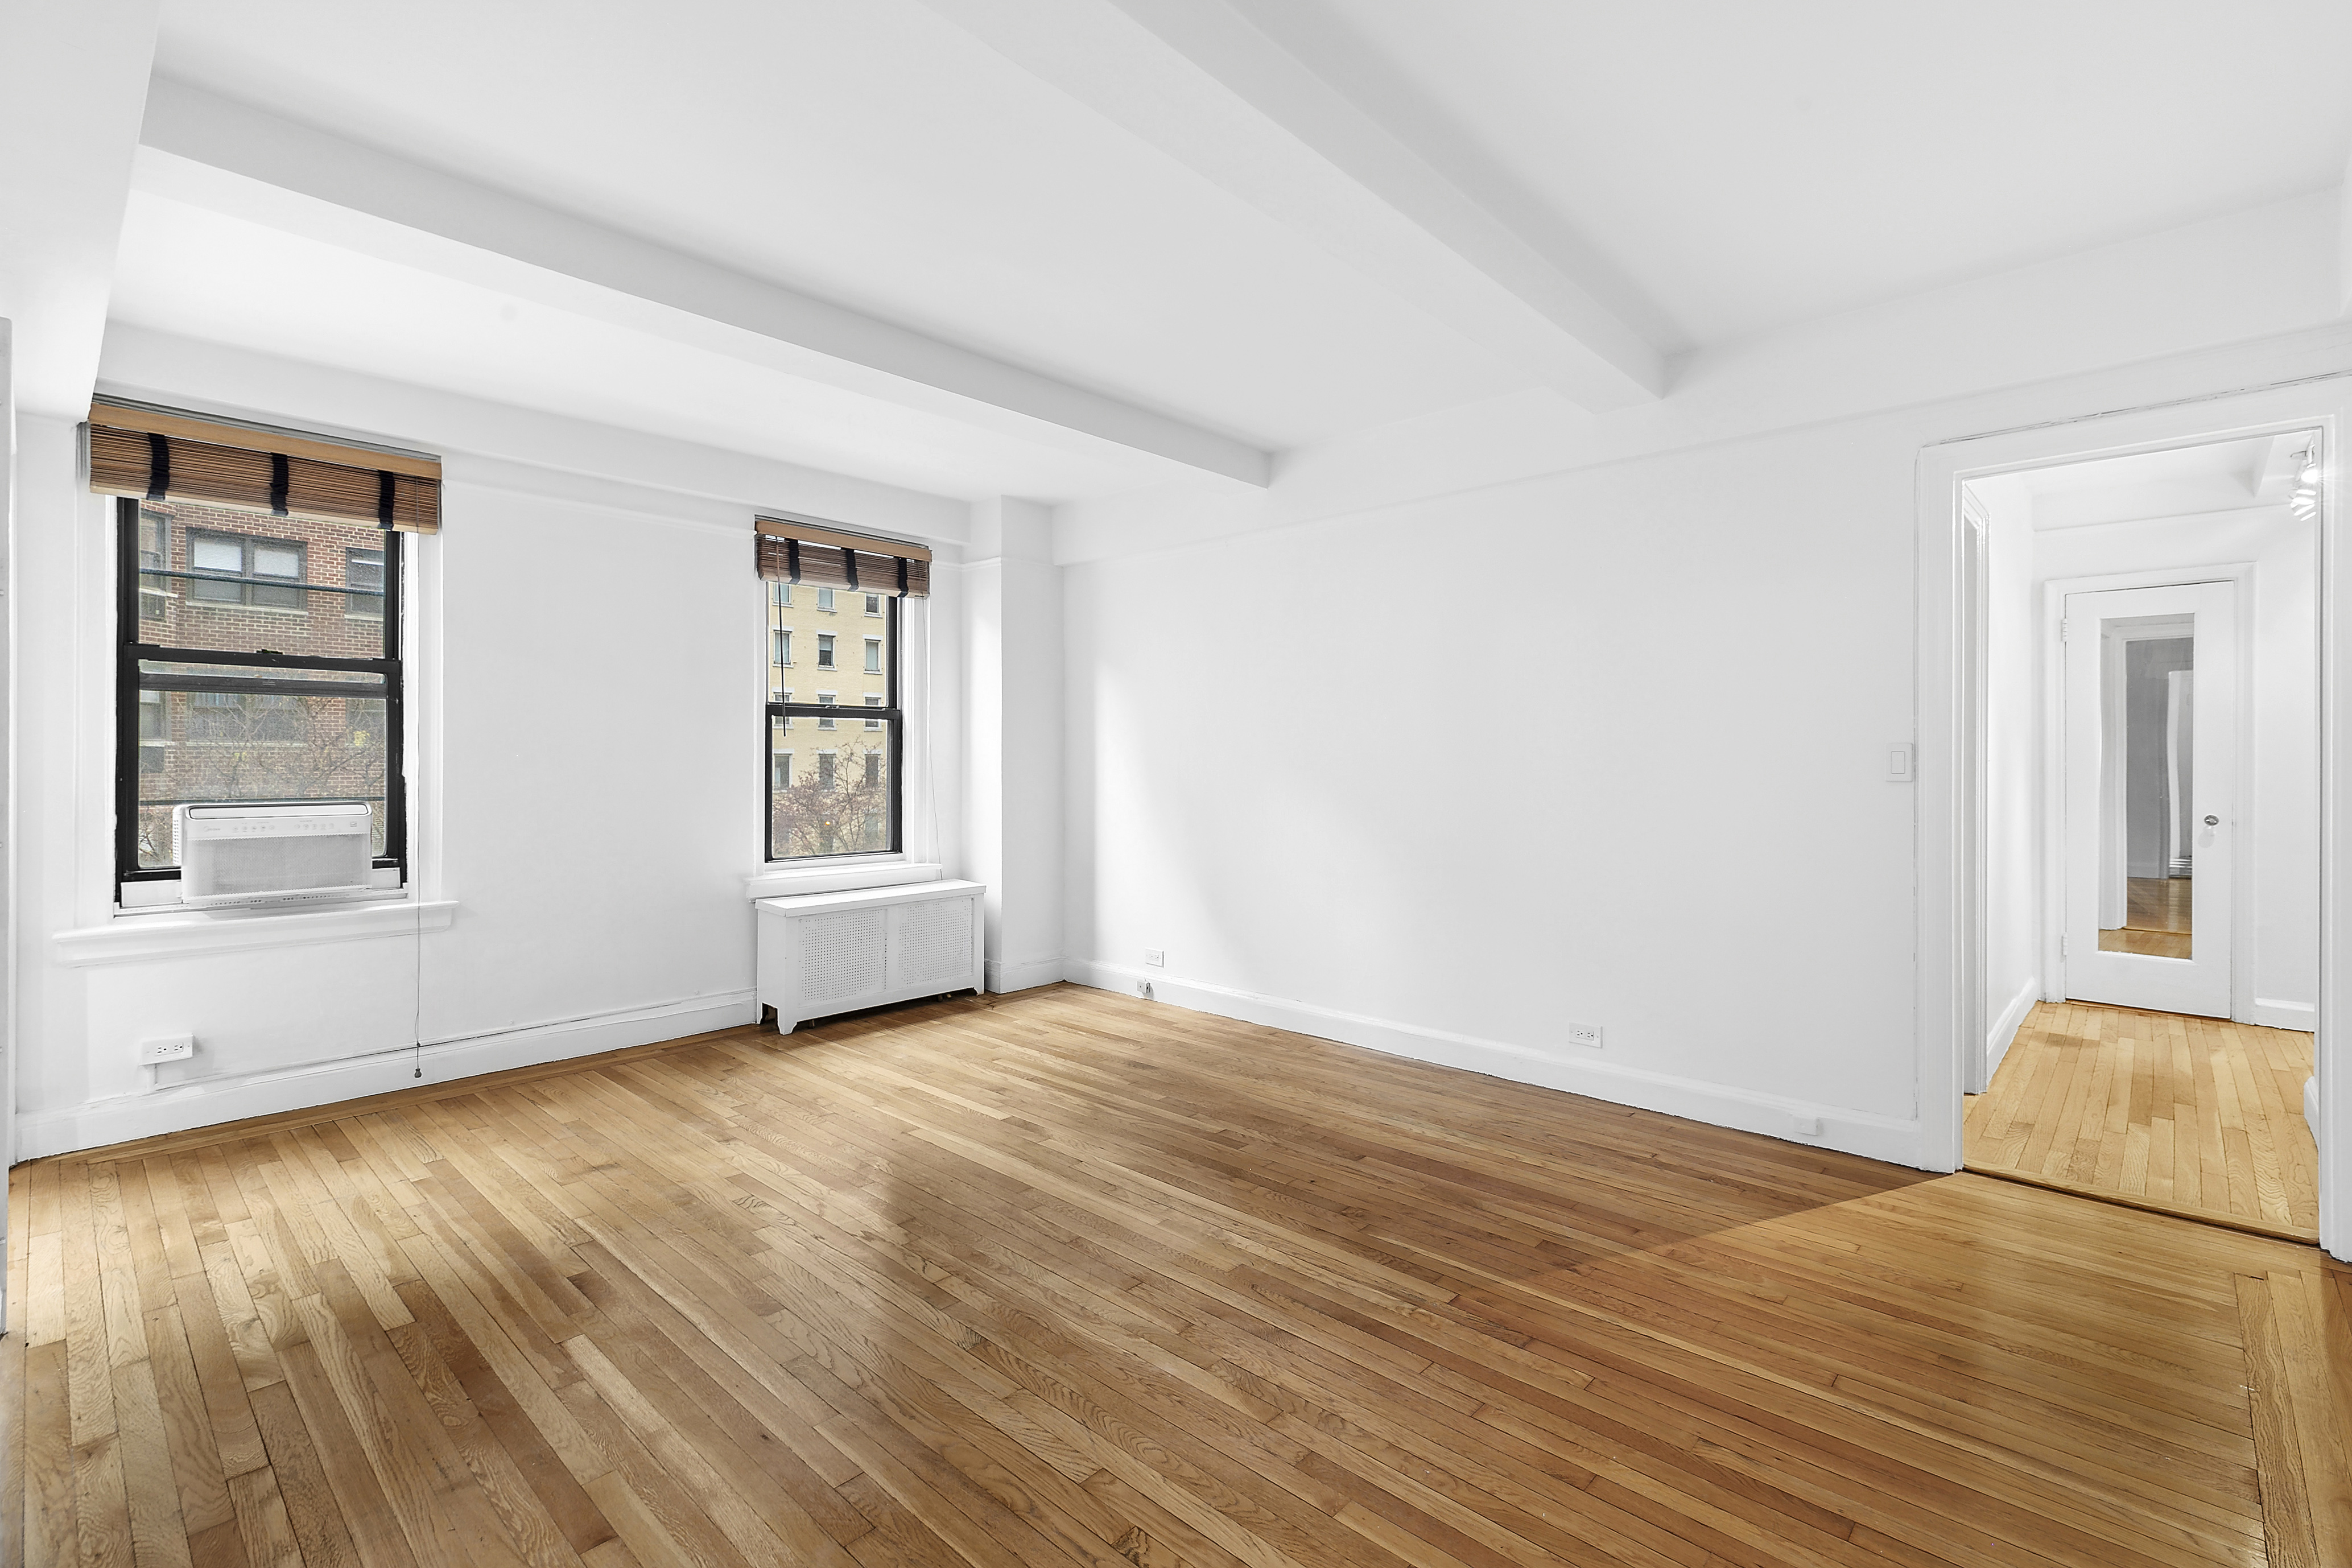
[86,402,441,533]
[755,515,931,596]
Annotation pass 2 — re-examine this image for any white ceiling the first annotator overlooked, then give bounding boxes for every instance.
[114,0,2352,505]
[1282,0,2352,345]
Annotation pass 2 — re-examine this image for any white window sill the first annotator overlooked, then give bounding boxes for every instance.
[744,860,940,899]
[55,899,457,967]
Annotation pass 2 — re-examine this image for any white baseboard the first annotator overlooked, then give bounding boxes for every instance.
[15,989,758,1160]
[1986,977,2039,1085]
[1063,960,1925,1168]
[987,956,1067,995]
[2252,997,2317,1031]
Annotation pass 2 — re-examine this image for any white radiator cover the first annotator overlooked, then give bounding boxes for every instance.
[174,802,376,907]
[756,878,985,1033]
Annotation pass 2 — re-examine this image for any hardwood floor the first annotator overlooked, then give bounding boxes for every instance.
[1966,1000,2319,1240]
[9,983,2350,1567]
[2099,878,2194,959]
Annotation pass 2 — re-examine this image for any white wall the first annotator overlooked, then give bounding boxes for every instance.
[1066,423,1922,1153]
[1062,325,2352,1169]
[1982,492,2040,1077]
[13,370,972,1156]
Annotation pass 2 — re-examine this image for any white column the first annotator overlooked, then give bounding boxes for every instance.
[961,498,1063,992]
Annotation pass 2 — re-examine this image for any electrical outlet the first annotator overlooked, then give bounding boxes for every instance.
[1791,1114,1823,1138]
[138,1034,195,1066]
[1567,1022,1603,1049]
[1143,948,1165,968]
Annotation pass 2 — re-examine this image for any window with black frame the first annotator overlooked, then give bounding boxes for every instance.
[757,519,930,861]
[117,496,405,886]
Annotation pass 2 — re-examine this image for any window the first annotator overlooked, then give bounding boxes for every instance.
[772,629,792,667]
[771,581,793,609]
[766,577,899,861]
[345,547,385,618]
[117,497,405,886]
[189,531,306,610]
[864,593,883,616]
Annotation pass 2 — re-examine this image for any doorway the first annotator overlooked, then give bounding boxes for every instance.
[1917,390,2346,1259]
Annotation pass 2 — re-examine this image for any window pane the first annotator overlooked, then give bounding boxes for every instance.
[864,593,882,616]
[817,633,835,668]
[131,686,390,869]
[817,587,835,610]
[345,547,385,618]
[770,721,890,859]
[136,501,389,658]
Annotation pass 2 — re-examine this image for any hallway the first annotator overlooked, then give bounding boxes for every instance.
[1965,1000,2318,1240]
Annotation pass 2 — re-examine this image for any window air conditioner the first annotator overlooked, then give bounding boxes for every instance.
[173,803,377,907]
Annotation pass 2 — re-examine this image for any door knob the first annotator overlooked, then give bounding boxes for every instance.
[2203,815,2219,826]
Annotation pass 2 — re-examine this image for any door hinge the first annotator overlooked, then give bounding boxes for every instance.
[2060,935,2069,958]
[2060,618,2072,643]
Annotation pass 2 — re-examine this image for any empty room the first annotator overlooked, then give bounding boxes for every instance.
[2,3,2350,1566]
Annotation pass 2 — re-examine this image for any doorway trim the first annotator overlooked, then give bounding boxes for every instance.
[1914,382,2350,1261]
[2037,565,2256,1021]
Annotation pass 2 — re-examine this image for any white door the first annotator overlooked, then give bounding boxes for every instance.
[2063,581,2235,1016]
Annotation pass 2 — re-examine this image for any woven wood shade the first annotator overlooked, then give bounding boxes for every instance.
[88,406,441,534]
[756,517,930,597]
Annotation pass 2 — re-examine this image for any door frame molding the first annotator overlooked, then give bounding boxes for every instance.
[2040,570,2252,1019]
[1914,381,2350,1261]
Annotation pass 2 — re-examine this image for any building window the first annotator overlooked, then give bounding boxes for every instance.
[189,531,307,610]
[771,581,793,609]
[345,547,385,618]
[772,629,791,667]
[864,593,884,616]
[117,497,405,886]
[766,579,899,861]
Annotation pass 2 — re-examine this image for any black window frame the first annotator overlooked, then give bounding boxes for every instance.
[765,592,900,862]
[115,496,407,887]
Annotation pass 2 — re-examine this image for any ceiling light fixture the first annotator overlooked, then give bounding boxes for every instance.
[2288,443,2321,521]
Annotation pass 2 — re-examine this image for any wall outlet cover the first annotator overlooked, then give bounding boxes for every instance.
[1144,948,1165,967]
[1792,1114,1824,1137]
[1568,1022,1603,1049]
[138,1034,196,1065]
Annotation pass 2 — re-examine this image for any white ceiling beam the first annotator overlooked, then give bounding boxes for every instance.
[137,78,1271,488]
[915,0,1666,412]
[0,0,162,416]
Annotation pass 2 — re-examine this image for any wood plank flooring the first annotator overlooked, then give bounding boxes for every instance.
[1965,1000,2319,1240]
[9,983,2350,1567]
[2100,880,2195,959]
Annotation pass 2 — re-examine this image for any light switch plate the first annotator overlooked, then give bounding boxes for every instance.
[1885,742,1916,782]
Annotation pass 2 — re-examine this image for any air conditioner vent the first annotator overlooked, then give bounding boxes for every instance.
[174,803,376,907]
